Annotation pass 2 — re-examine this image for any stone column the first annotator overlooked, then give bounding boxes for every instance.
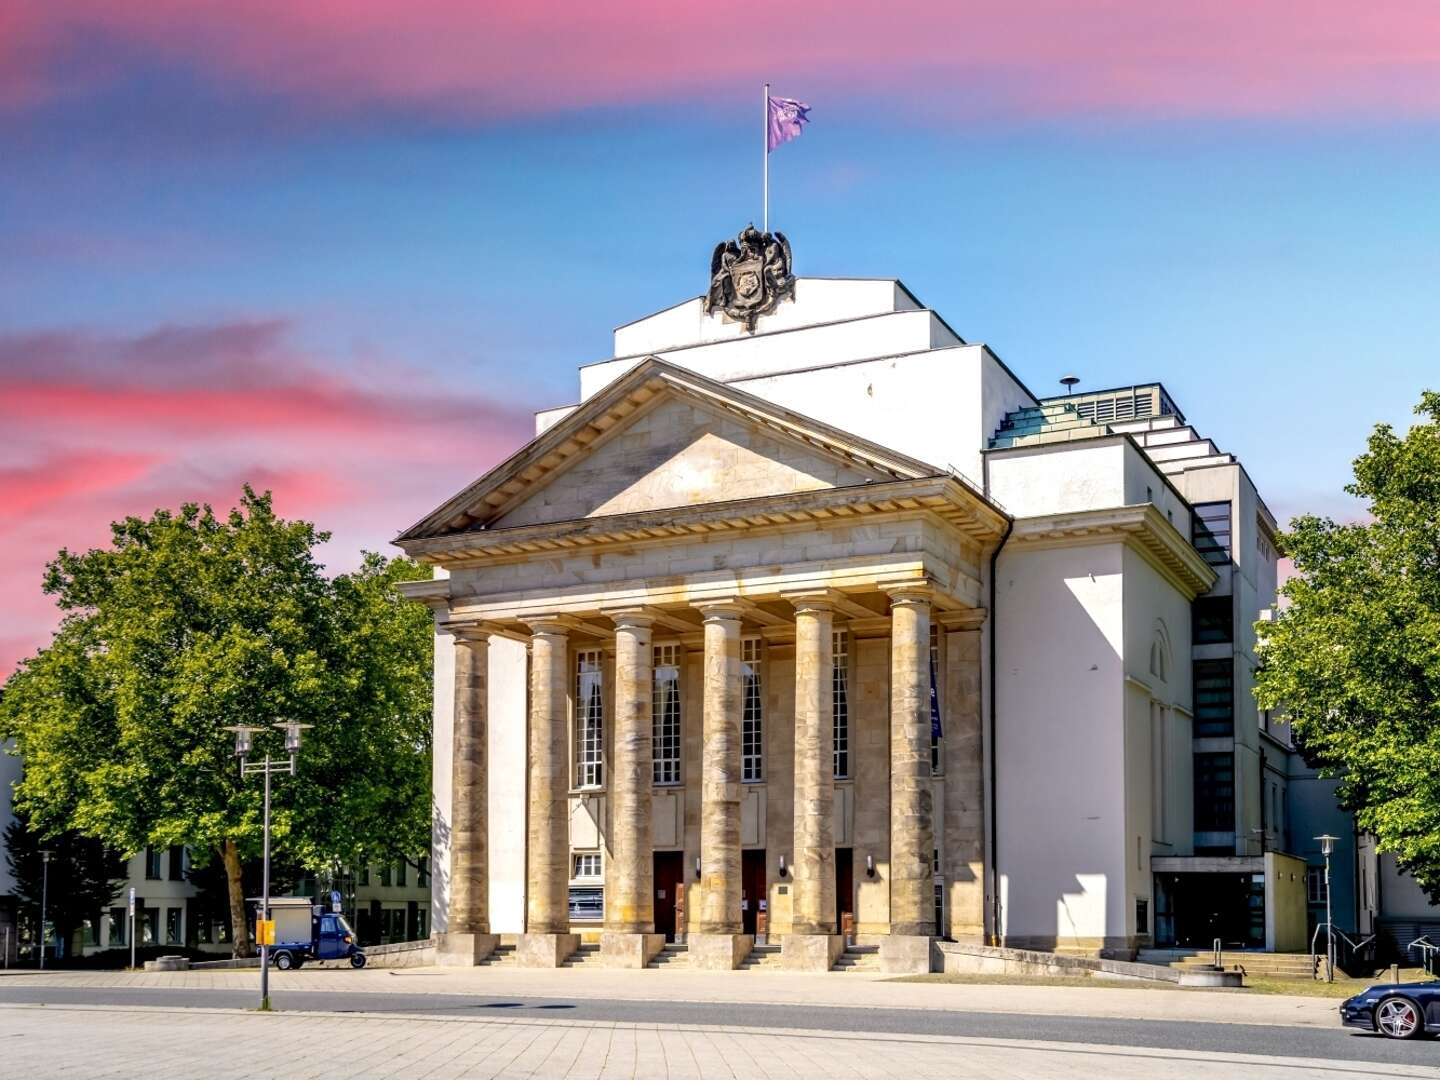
[436,626,499,966]
[518,619,580,967]
[602,610,665,968]
[690,602,751,969]
[882,587,936,974]
[784,596,845,972]
[943,613,987,944]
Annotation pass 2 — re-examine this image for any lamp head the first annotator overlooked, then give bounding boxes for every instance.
[223,725,257,759]
[865,854,876,878]
[1316,834,1339,857]
[274,720,314,755]
[778,854,787,879]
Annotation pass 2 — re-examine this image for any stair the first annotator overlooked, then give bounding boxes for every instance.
[646,943,690,970]
[832,945,881,974]
[738,944,783,971]
[560,943,602,969]
[477,944,517,967]
[1136,949,1320,980]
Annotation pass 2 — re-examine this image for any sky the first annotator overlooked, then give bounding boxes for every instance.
[2,2,1438,676]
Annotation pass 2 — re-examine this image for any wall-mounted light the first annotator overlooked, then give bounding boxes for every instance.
[694,855,701,881]
[865,854,876,878]
[778,855,788,879]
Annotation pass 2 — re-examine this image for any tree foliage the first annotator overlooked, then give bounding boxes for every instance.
[1256,391,1440,899]
[3,810,126,956]
[0,487,433,955]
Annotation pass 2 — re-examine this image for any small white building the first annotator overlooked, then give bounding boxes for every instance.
[395,231,1342,968]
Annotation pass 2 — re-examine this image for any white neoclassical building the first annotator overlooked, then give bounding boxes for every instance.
[394,233,1294,972]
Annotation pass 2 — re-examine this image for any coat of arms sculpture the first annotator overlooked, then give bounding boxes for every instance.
[704,225,795,331]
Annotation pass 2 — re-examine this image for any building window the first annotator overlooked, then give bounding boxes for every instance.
[1136,897,1149,935]
[573,852,602,880]
[418,857,430,887]
[568,887,603,922]
[396,862,406,887]
[1192,595,1233,645]
[144,846,162,880]
[929,624,943,775]
[1194,752,1235,833]
[1193,502,1232,566]
[653,644,682,785]
[1307,866,1325,905]
[168,845,185,881]
[109,908,126,946]
[1193,659,1234,737]
[742,638,764,783]
[359,865,370,887]
[575,649,605,788]
[379,864,391,887]
[166,907,182,945]
[833,631,850,779]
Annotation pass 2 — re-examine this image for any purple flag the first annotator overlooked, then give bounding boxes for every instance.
[767,95,810,152]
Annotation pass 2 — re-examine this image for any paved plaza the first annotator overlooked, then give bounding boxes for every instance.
[3,1002,1437,1080]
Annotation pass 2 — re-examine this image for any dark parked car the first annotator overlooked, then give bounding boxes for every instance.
[1341,982,1440,1039]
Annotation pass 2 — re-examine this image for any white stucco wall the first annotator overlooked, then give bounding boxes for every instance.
[995,542,1127,946]
[988,441,1128,518]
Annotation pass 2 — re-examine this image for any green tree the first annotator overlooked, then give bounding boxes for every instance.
[3,811,126,959]
[0,488,433,956]
[1256,390,1440,900]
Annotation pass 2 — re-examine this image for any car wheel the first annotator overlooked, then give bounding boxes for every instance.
[350,953,367,969]
[1375,997,1424,1040]
[273,951,294,971]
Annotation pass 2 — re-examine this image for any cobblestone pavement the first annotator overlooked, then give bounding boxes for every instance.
[3,1004,1436,1080]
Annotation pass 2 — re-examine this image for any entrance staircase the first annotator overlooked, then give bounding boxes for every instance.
[646,943,690,970]
[476,943,518,968]
[738,944,783,971]
[560,942,602,969]
[832,945,881,973]
[1136,949,1320,980]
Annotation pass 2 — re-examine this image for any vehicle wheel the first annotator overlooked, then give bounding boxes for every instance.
[1376,997,1424,1040]
[350,953,367,969]
[273,951,294,971]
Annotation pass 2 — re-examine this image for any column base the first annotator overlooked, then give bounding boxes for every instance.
[782,933,845,972]
[434,931,500,967]
[688,933,753,970]
[880,935,937,974]
[601,931,666,969]
[516,932,581,968]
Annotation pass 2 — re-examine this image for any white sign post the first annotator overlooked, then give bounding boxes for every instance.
[128,887,136,971]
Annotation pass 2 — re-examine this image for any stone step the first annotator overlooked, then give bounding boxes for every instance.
[646,944,690,969]
[833,945,881,973]
[477,945,517,967]
[738,945,783,970]
[560,944,602,969]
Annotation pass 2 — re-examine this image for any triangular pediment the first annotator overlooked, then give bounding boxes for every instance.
[397,358,941,541]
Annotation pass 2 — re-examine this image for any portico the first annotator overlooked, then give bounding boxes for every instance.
[397,359,1008,971]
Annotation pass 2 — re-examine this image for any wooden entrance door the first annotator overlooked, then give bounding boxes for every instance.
[653,851,684,942]
[741,849,766,936]
[836,848,855,936]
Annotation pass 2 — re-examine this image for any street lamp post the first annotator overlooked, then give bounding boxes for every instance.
[227,721,311,1011]
[1316,834,1339,982]
[38,849,52,970]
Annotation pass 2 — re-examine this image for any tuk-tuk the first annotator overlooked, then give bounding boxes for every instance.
[253,896,367,970]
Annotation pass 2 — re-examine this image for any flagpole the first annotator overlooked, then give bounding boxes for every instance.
[762,83,769,233]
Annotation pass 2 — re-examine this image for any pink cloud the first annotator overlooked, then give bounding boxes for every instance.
[5,2,1440,121]
[0,318,534,678]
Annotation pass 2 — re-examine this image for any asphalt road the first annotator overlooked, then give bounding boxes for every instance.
[0,983,1435,1071]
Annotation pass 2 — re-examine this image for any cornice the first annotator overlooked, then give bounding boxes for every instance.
[1007,503,1218,600]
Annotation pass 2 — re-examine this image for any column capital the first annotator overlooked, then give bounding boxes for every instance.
[443,621,492,644]
[692,598,745,624]
[601,605,658,632]
[882,582,934,608]
[782,589,839,615]
[936,607,988,632]
[523,616,571,638]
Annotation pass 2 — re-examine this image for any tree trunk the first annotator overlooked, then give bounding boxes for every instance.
[222,839,253,958]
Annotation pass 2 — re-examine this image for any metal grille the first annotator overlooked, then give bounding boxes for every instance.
[652,644,682,785]
[575,649,604,788]
[742,638,763,782]
[833,631,850,779]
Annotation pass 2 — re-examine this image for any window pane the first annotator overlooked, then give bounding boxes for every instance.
[1193,659,1234,737]
[652,644,682,785]
[833,632,850,779]
[929,625,942,775]
[1194,752,1235,832]
[1193,502,1232,566]
[742,638,763,783]
[576,650,605,788]
[1192,595,1233,645]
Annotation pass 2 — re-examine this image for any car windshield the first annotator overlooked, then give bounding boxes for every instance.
[337,916,355,936]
